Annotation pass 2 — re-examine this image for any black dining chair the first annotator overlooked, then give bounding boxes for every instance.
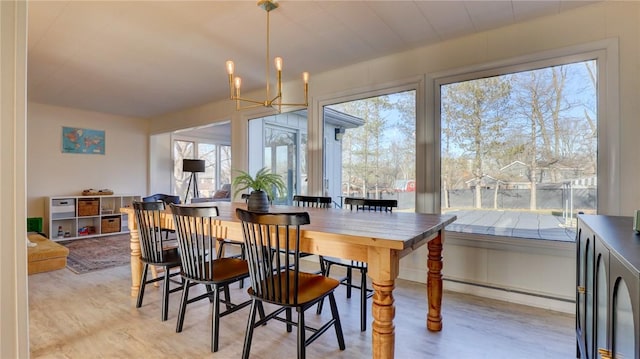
[188,196,245,261]
[289,195,332,274]
[236,208,346,359]
[133,201,183,322]
[292,195,332,208]
[143,194,181,239]
[170,204,253,353]
[318,197,398,331]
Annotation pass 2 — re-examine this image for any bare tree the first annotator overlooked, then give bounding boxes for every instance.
[334,96,392,198]
[441,77,511,208]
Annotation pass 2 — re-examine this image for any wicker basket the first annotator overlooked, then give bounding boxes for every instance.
[78,198,99,216]
[82,189,114,196]
[101,216,121,234]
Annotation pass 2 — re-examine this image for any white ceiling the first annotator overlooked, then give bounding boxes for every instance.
[27,1,597,119]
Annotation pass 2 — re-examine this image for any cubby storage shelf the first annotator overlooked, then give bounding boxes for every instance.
[45,194,140,241]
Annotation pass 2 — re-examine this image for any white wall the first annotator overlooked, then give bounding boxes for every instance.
[27,103,149,234]
[148,132,172,195]
[1,1,29,357]
[145,2,640,312]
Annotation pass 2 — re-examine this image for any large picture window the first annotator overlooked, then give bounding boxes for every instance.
[439,60,597,241]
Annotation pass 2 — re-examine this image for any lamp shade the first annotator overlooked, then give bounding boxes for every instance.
[183,159,205,173]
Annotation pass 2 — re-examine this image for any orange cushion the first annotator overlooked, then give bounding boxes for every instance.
[27,234,69,274]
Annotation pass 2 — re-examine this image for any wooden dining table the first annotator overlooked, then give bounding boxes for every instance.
[121,202,456,359]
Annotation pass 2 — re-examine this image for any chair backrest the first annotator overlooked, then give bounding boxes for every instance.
[344,197,397,212]
[292,195,332,208]
[236,208,310,305]
[169,204,222,282]
[133,201,170,263]
[143,193,181,205]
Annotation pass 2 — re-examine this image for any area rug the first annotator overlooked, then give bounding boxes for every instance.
[59,234,130,274]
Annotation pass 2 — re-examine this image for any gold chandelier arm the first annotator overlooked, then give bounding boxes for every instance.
[231,96,266,106]
[265,9,271,102]
[235,102,272,111]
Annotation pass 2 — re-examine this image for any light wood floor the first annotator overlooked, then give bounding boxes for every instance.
[28,262,575,358]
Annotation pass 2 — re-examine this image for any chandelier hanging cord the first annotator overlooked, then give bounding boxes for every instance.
[225,0,309,112]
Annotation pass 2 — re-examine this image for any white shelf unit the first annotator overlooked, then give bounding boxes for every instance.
[45,194,140,241]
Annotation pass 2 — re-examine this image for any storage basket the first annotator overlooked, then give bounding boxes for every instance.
[101,216,121,234]
[78,198,99,216]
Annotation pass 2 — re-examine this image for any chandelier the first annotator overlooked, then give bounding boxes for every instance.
[225,0,309,113]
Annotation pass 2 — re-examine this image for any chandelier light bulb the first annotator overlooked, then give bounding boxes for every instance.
[303,72,309,84]
[234,77,242,89]
[274,57,283,71]
[226,60,235,75]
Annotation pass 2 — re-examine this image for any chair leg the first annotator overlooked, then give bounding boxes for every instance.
[162,265,171,321]
[328,292,346,350]
[346,267,353,298]
[286,308,293,333]
[239,245,246,289]
[176,279,191,333]
[223,285,232,311]
[205,284,214,303]
[360,268,367,331]
[315,261,332,315]
[297,307,306,359]
[242,299,259,359]
[136,263,149,308]
[257,301,266,323]
[211,285,220,352]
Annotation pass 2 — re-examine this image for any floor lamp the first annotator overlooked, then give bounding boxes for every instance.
[183,159,205,203]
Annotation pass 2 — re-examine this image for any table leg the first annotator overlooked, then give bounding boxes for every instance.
[427,231,444,331]
[371,280,396,359]
[128,220,142,298]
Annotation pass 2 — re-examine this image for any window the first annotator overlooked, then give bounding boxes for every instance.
[173,140,231,202]
[439,60,597,241]
[324,90,416,210]
[247,110,307,204]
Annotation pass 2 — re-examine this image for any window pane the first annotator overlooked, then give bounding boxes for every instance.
[264,126,297,204]
[173,140,194,199]
[441,60,597,241]
[247,110,307,204]
[325,90,416,211]
[220,145,232,186]
[198,143,216,197]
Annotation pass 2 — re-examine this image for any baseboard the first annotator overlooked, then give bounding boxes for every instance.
[442,279,575,314]
[399,267,574,314]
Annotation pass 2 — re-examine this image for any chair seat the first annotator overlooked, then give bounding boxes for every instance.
[181,257,249,284]
[140,247,181,267]
[248,271,340,306]
[322,256,366,269]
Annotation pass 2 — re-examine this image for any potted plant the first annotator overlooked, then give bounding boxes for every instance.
[232,167,286,212]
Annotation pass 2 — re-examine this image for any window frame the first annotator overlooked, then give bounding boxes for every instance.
[427,39,619,245]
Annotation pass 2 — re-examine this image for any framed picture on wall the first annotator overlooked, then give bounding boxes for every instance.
[62,126,105,155]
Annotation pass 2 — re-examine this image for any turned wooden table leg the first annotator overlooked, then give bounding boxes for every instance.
[123,208,143,298]
[371,280,396,359]
[427,231,444,331]
[129,229,142,297]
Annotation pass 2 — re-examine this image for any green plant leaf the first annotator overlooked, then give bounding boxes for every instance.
[231,167,286,200]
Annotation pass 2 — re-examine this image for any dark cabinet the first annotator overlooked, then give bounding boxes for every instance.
[576,215,640,359]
